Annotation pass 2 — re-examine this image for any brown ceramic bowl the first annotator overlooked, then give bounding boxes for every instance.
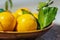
[0,23,53,40]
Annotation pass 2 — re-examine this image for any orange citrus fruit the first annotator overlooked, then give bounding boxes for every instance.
[0,11,16,31]
[13,8,30,19]
[17,14,37,32]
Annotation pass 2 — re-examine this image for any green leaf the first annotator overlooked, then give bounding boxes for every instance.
[38,0,53,10]
[38,7,58,29]
[0,9,4,13]
[38,2,47,9]
[9,0,13,9]
[21,9,33,15]
[5,0,13,10]
[5,0,8,10]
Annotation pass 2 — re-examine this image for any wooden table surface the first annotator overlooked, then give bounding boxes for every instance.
[36,24,60,40]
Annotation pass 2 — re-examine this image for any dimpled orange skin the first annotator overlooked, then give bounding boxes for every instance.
[0,11,16,31]
[17,14,37,32]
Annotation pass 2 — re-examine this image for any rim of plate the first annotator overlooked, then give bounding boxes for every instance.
[0,23,53,34]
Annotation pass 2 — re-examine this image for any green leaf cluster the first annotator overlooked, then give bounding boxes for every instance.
[38,0,58,29]
[38,7,58,29]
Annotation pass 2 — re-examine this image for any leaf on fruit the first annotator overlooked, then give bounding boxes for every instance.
[38,7,58,29]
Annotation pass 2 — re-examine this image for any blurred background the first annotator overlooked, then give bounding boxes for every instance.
[0,0,60,25]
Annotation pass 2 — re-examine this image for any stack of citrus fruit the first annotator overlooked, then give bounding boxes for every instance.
[0,0,38,32]
[0,8,38,32]
[0,0,57,32]
[13,8,38,32]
